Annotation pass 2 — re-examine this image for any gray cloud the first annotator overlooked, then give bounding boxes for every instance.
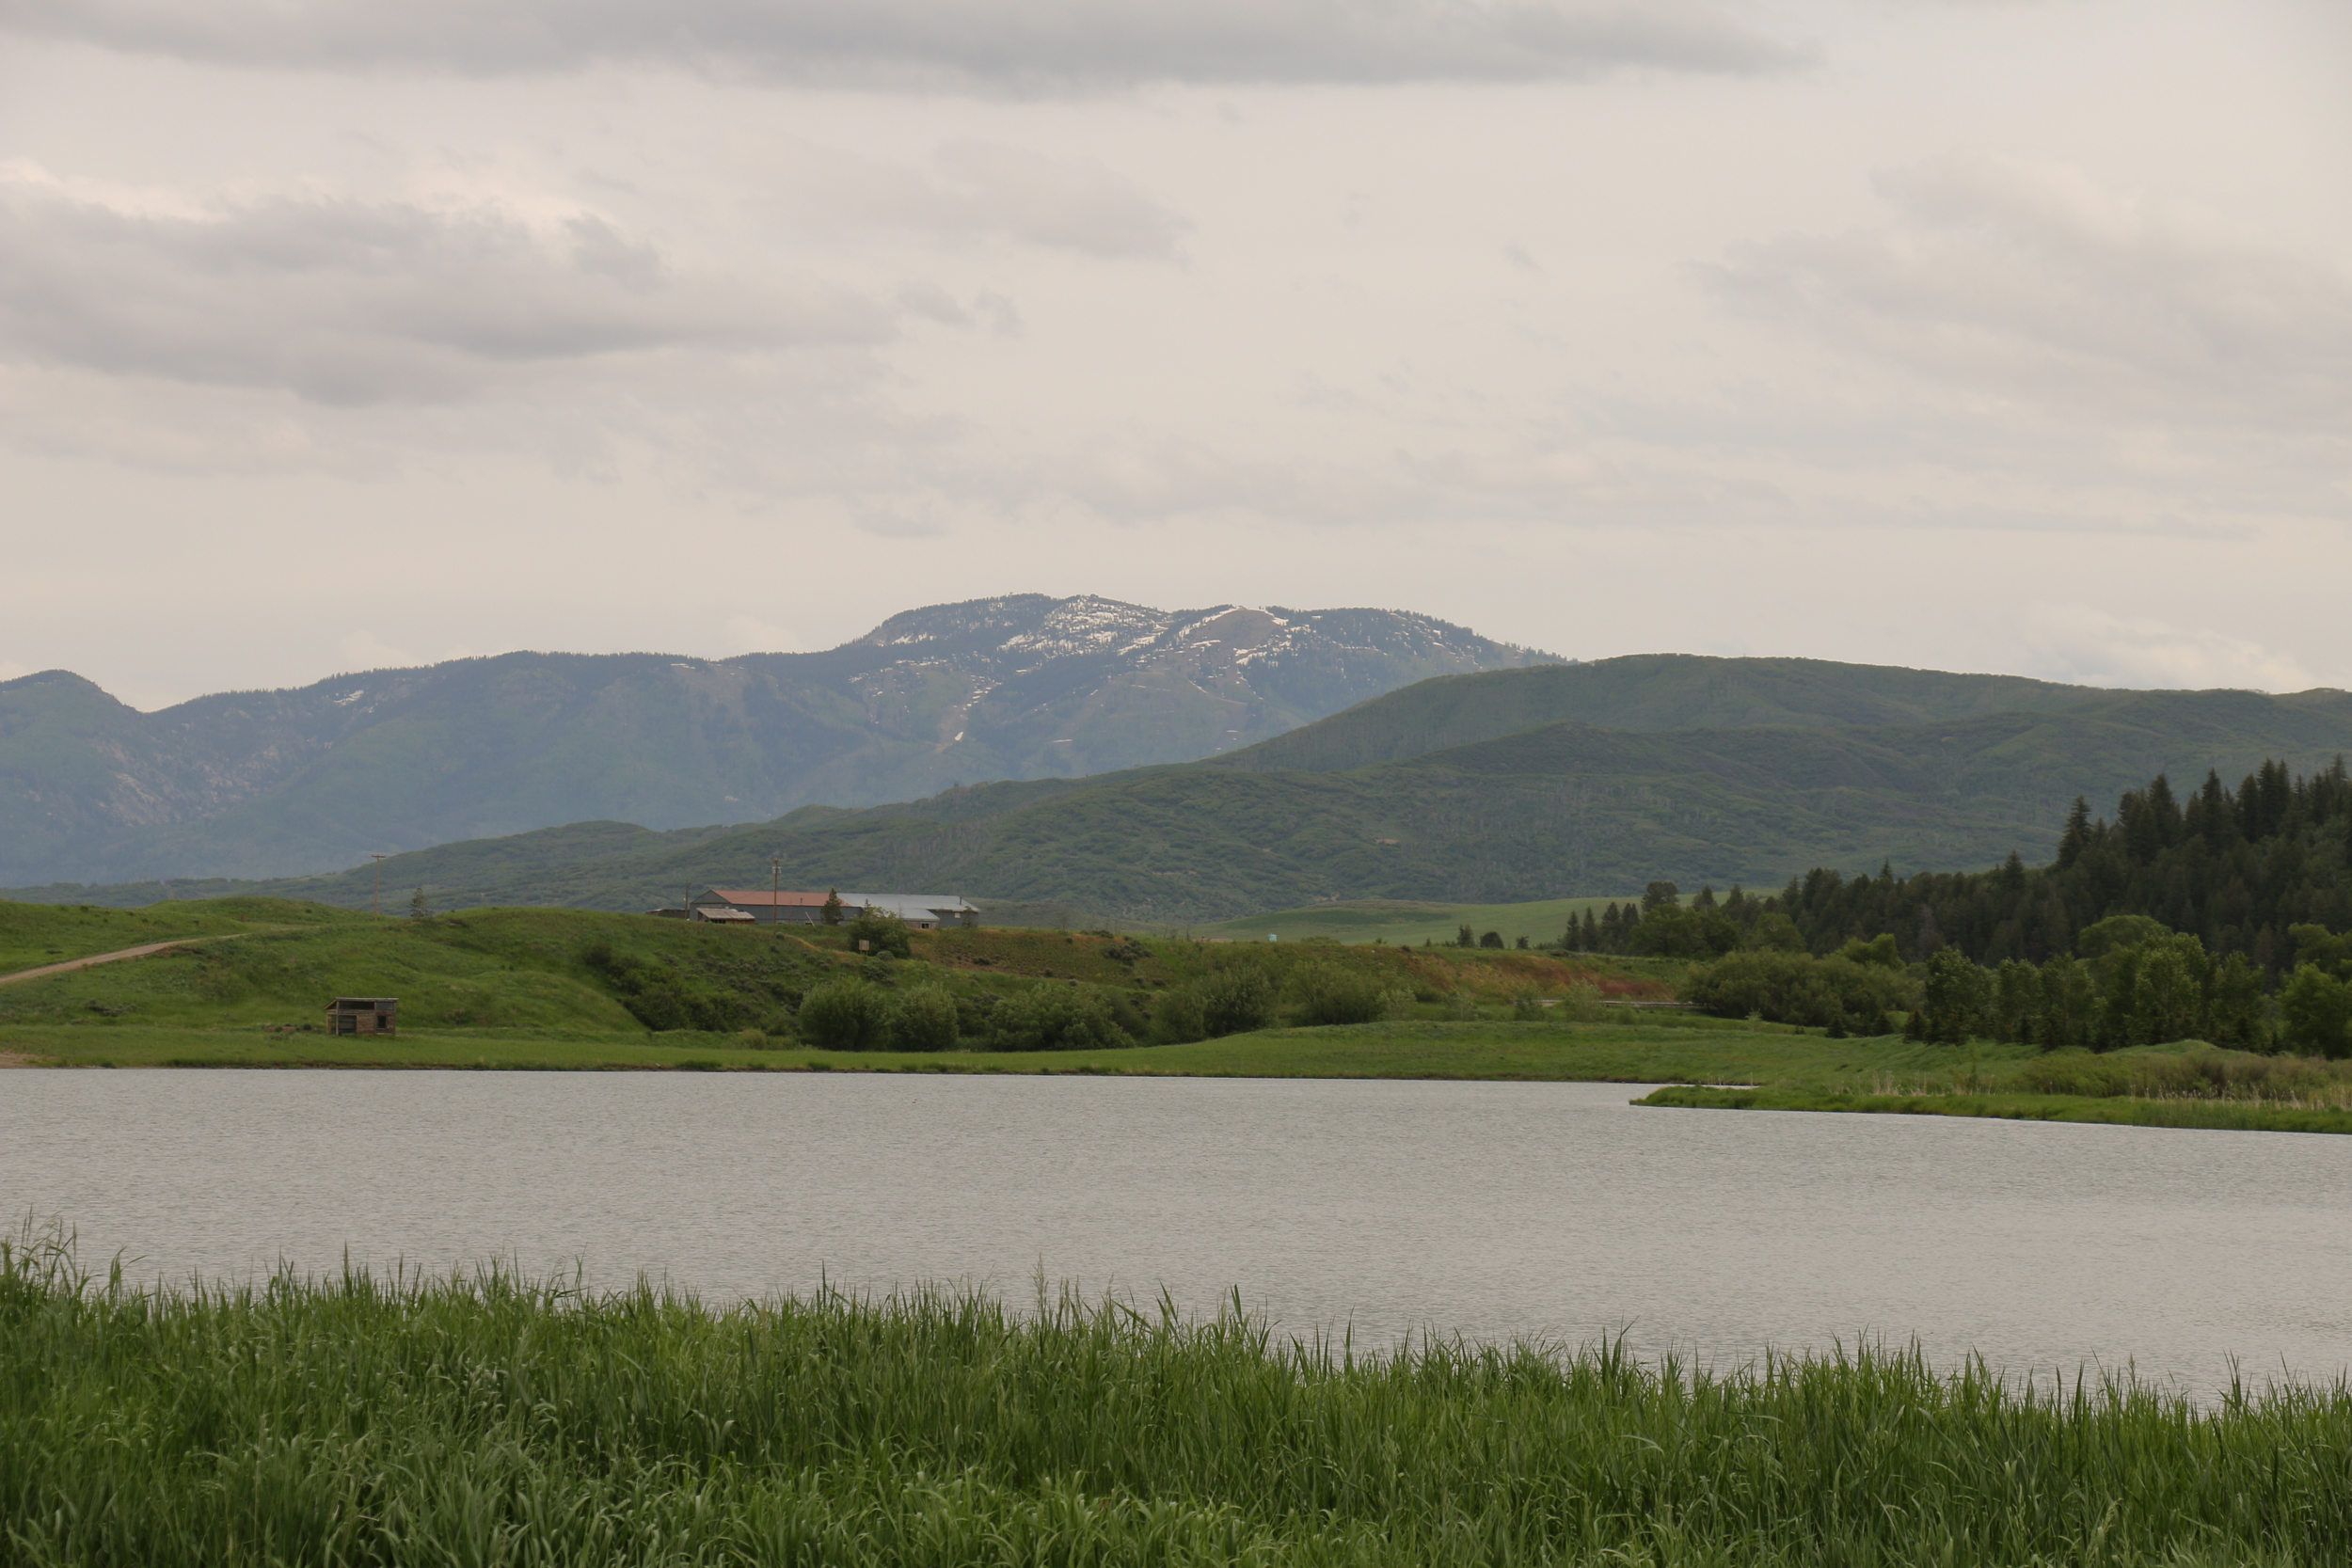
[1706,153,2352,437]
[0,0,1804,84]
[0,182,892,403]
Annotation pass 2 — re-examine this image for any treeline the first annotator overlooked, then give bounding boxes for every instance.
[1770,758,2352,970]
[1573,758,2352,1056]
[1673,915,2352,1056]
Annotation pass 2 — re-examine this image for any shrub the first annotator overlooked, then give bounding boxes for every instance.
[1148,988,1207,1045]
[1510,989,1546,1021]
[1285,960,1399,1026]
[990,986,1132,1052]
[1556,982,1606,1023]
[889,987,960,1053]
[1182,957,1278,1037]
[1684,950,1914,1031]
[842,910,913,959]
[2280,965,2352,1060]
[1627,906,1742,959]
[1478,930,1504,950]
[796,977,894,1052]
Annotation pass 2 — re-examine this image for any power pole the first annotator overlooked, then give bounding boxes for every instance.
[771,855,781,927]
[369,854,389,917]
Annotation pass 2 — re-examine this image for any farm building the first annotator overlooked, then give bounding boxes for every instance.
[688,889,978,929]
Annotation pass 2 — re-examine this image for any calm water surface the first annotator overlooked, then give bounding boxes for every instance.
[5,1071,2348,1395]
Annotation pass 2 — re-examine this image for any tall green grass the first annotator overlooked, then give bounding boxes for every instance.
[5,1229,2346,1565]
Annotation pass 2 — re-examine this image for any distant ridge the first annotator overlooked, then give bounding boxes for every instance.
[16,657,2351,926]
[1207,656,2109,772]
[0,595,1555,885]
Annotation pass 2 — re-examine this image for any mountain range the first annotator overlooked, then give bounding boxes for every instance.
[16,653,2351,926]
[0,594,1555,885]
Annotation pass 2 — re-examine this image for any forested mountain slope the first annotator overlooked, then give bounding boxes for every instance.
[1208,655,2105,772]
[24,675,2352,926]
[0,596,1552,884]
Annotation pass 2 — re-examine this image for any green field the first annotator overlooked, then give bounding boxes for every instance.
[1196,895,1628,947]
[8,895,2349,1137]
[0,895,365,978]
[6,1226,2348,1568]
[0,1017,1831,1081]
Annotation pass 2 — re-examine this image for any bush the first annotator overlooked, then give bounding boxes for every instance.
[580,939,754,1034]
[1182,957,1278,1037]
[1556,982,1606,1023]
[990,986,1132,1052]
[2280,965,2352,1060]
[1285,960,1399,1026]
[796,977,895,1052]
[842,911,913,959]
[888,987,960,1052]
[1684,950,1914,1031]
[1148,988,1207,1045]
[1628,906,1742,959]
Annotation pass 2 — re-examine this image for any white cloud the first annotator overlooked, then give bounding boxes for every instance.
[2016,603,2325,693]
[0,0,1804,85]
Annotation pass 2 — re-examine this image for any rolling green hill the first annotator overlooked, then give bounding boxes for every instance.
[1206,655,2104,772]
[20,660,2350,926]
[1197,898,1626,947]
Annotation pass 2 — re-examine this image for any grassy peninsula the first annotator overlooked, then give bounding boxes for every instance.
[6,1230,2348,1568]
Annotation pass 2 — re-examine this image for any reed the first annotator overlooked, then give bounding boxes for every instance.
[4,1227,2346,1566]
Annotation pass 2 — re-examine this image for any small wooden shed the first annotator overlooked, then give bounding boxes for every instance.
[326,996,398,1036]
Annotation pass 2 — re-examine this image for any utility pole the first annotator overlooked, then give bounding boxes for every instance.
[369,854,389,917]
[771,855,781,927]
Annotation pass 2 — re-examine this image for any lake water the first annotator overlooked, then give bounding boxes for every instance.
[5,1071,2349,1396]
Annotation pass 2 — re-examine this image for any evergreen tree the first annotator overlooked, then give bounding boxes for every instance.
[821,889,845,927]
[2056,797,2093,869]
[407,887,430,920]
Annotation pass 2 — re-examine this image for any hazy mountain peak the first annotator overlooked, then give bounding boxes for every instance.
[0,594,1553,884]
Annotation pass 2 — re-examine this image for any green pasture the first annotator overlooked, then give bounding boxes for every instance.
[0,1017,1848,1081]
[1195,895,1629,948]
[8,893,2348,1138]
[0,895,365,978]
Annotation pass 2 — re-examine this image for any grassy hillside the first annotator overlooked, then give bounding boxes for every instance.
[0,896,366,977]
[1198,897,1627,947]
[0,898,1676,1048]
[1210,654,2105,772]
[14,895,2352,1138]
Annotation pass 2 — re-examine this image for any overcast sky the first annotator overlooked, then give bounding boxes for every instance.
[2,0,2346,709]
